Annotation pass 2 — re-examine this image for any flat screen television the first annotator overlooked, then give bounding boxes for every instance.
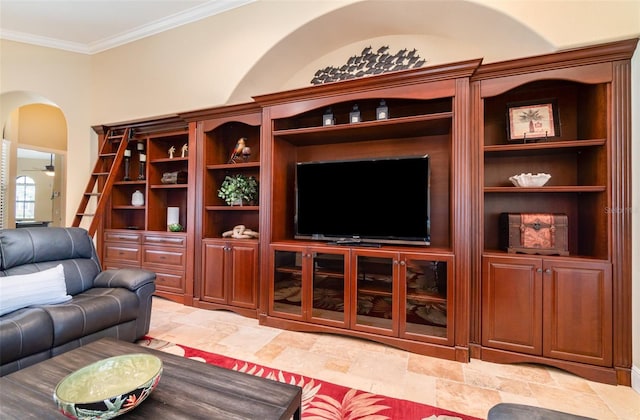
[295,155,430,246]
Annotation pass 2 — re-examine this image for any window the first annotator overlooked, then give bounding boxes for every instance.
[15,175,36,220]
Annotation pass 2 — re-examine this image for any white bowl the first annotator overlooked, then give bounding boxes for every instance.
[509,173,551,187]
[54,353,162,419]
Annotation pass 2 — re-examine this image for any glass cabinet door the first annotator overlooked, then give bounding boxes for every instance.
[310,250,348,327]
[352,251,398,336]
[402,254,452,344]
[271,249,304,319]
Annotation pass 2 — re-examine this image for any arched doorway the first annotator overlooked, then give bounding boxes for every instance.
[1,92,67,229]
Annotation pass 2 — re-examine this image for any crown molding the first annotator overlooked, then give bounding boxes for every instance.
[0,0,255,55]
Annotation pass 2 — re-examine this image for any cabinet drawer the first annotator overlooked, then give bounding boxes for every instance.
[104,230,141,243]
[104,243,141,263]
[142,246,185,268]
[143,233,186,247]
[154,270,185,293]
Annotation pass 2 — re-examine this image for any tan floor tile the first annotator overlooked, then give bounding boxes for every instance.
[408,353,465,382]
[464,368,534,398]
[528,382,618,419]
[269,330,318,350]
[436,379,502,419]
[589,381,640,420]
[396,371,438,407]
[254,341,286,363]
[324,357,350,373]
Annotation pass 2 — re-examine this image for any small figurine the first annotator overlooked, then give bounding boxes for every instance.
[228,137,247,163]
[168,146,176,159]
[181,143,188,158]
[222,224,259,239]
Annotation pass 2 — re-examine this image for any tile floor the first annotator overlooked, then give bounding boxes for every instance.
[149,297,640,419]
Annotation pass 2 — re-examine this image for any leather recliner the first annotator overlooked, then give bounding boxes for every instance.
[0,227,156,376]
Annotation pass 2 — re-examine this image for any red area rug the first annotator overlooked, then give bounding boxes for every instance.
[138,337,480,420]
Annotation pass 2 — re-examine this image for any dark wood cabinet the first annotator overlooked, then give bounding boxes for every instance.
[182,103,263,317]
[482,255,612,364]
[201,239,259,317]
[257,61,478,362]
[271,243,350,328]
[93,39,635,385]
[96,116,196,304]
[472,39,636,384]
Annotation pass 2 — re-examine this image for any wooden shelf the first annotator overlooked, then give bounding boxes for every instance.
[273,112,452,145]
[207,162,260,170]
[114,180,147,185]
[112,205,146,210]
[150,156,189,164]
[149,184,188,189]
[205,205,259,211]
[484,138,606,154]
[484,186,606,193]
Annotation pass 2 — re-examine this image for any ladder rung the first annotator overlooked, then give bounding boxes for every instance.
[99,153,117,157]
[77,213,95,217]
[93,172,109,176]
[84,193,101,196]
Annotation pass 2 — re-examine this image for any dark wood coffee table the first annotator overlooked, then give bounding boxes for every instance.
[0,337,301,419]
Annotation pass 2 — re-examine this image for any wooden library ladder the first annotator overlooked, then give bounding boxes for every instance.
[72,127,131,237]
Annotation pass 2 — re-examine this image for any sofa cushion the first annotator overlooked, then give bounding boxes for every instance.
[0,227,97,270]
[42,287,139,346]
[0,307,53,364]
[0,264,71,316]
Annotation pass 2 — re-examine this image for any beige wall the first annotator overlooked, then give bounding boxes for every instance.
[1,0,639,389]
[0,41,91,230]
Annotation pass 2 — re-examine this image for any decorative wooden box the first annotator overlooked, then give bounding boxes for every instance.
[500,213,568,256]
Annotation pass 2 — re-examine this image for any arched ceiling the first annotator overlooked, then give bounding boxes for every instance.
[228,0,553,103]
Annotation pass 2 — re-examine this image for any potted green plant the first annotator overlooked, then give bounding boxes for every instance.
[218,174,258,206]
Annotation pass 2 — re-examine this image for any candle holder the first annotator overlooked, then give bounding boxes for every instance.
[123,149,131,181]
[138,153,146,180]
[376,99,389,120]
[349,104,361,123]
[322,107,335,126]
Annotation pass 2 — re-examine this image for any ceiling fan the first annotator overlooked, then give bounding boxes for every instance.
[25,154,55,176]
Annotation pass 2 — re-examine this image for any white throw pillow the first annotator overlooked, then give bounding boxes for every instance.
[0,264,71,316]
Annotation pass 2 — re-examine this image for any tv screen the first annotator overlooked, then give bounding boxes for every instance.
[295,155,430,246]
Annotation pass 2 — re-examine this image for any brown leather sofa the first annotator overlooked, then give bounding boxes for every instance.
[0,227,156,376]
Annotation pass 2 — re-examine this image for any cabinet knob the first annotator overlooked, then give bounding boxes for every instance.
[537,268,543,273]
[399,261,406,266]
[545,268,552,274]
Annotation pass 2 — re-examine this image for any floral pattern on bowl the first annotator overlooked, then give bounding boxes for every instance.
[509,172,551,187]
[53,353,162,419]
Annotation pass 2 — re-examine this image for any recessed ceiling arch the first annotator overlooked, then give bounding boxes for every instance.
[227,0,553,103]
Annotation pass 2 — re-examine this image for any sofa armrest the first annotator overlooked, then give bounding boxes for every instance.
[94,269,156,291]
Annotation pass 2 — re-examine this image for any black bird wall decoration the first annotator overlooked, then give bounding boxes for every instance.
[310,46,426,85]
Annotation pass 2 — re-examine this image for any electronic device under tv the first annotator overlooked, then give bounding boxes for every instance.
[295,155,431,246]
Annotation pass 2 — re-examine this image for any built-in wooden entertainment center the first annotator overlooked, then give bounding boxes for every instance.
[93,39,637,385]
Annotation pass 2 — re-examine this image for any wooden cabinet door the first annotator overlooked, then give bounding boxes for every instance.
[202,241,227,304]
[202,240,258,308]
[228,242,259,309]
[271,245,305,320]
[308,247,349,328]
[351,249,399,337]
[543,259,612,366]
[400,252,453,345]
[482,256,543,355]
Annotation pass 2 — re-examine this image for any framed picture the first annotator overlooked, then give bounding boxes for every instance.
[507,99,560,141]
